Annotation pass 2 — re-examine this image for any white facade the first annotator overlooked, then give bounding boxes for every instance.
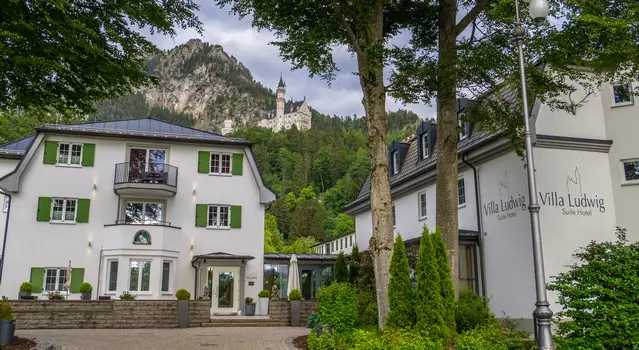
[346,77,632,331]
[258,77,312,132]
[0,119,275,316]
[312,233,356,255]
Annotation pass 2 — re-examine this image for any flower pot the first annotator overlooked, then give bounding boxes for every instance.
[244,303,256,316]
[258,297,269,316]
[0,320,15,345]
[81,293,91,300]
[18,292,30,299]
[178,300,189,328]
[290,300,300,327]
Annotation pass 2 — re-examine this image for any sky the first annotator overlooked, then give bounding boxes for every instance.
[148,0,436,119]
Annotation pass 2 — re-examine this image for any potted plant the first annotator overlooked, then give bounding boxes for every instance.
[288,288,302,327]
[118,292,136,300]
[257,289,270,316]
[175,289,191,328]
[18,282,33,299]
[79,282,93,300]
[0,299,14,345]
[244,297,256,316]
[46,291,63,300]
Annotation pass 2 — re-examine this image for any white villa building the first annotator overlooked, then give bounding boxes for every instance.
[0,118,277,315]
[311,233,357,255]
[345,75,639,331]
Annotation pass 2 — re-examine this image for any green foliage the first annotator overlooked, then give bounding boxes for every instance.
[119,292,136,300]
[308,312,321,328]
[349,245,361,284]
[317,283,358,334]
[245,297,255,304]
[387,235,415,329]
[79,282,93,294]
[19,282,33,293]
[258,290,270,298]
[1,0,201,115]
[281,237,317,254]
[264,213,283,253]
[92,93,195,127]
[0,109,83,144]
[548,227,639,349]
[355,250,378,328]
[430,229,456,336]
[288,289,302,301]
[455,291,494,334]
[455,322,509,350]
[334,252,350,283]
[0,300,14,320]
[307,330,339,350]
[325,214,355,240]
[175,289,191,300]
[415,228,446,340]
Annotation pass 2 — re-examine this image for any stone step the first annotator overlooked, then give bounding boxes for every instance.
[202,321,287,327]
[207,318,278,324]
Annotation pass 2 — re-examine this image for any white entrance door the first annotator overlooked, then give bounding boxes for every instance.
[211,266,241,315]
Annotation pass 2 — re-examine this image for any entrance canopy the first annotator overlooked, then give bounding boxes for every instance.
[192,252,255,264]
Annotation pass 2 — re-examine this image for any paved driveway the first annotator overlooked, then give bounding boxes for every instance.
[17,327,309,350]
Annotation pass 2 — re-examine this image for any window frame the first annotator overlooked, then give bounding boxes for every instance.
[57,143,83,166]
[50,198,78,223]
[161,260,173,294]
[417,191,428,220]
[209,152,233,176]
[44,268,67,292]
[459,119,468,140]
[392,203,396,228]
[207,204,231,229]
[123,200,165,224]
[421,132,429,159]
[107,259,119,293]
[392,151,400,174]
[621,158,639,185]
[611,84,634,107]
[128,259,152,293]
[458,178,467,207]
[128,146,168,172]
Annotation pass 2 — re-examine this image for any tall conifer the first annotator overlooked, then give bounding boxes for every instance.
[387,235,415,329]
[415,227,445,340]
[431,227,457,339]
[334,252,349,283]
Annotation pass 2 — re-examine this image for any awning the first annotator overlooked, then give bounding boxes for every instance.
[191,252,255,264]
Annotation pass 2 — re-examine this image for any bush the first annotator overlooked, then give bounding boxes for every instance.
[355,250,378,328]
[431,228,456,335]
[345,329,386,350]
[119,292,136,300]
[455,322,509,350]
[308,312,321,328]
[307,330,339,350]
[0,299,14,320]
[317,282,357,334]
[349,245,361,284]
[415,227,446,340]
[175,289,191,300]
[289,288,302,301]
[334,252,349,283]
[383,328,444,350]
[245,297,255,304]
[455,290,494,334]
[387,234,415,329]
[19,282,33,293]
[258,289,270,298]
[79,282,93,293]
[548,227,639,349]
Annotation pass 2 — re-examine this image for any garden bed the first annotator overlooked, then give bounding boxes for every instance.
[292,335,308,350]
[0,337,37,350]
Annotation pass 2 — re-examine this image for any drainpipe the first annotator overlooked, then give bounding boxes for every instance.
[0,191,10,284]
[96,248,103,297]
[462,154,487,297]
[191,259,199,299]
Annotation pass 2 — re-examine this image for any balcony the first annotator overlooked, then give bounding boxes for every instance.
[103,222,183,251]
[114,162,178,197]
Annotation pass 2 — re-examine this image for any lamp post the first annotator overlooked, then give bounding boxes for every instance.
[513,0,555,349]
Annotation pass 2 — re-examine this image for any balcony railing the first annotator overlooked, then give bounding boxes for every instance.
[114,162,178,188]
[112,220,173,226]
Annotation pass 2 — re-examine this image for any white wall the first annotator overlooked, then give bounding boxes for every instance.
[313,233,356,254]
[0,158,19,263]
[0,134,266,301]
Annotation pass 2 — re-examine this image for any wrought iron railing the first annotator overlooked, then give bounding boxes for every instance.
[113,220,173,226]
[114,162,178,188]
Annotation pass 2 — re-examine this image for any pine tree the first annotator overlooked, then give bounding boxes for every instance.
[349,245,361,284]
[386,235,415,329]
[431,227,457,339]
[415,227,446,340]
[334,252,349,283]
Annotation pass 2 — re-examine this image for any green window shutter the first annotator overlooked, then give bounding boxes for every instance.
[43,141,58,164]
[195,204,208,227]
[198,151,210,174]
[37,197,51,222]
[70,268,85,293]
[232,153,243,175]
[81,143,95,166]
[76,199,90,223]
[30,268,45,293]
[230,205,242,228]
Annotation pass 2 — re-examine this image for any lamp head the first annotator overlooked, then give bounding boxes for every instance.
[528,0,549,22]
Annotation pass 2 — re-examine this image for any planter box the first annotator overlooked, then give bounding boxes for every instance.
[258,297,269,316]
[178,300,189,328]
[18,292,31,299]
[290,300,300,327]
[0,320,15,345]
[19,295,36,300]
[98,296,111,300]
[81,293,91,300]
[244,303,256,316]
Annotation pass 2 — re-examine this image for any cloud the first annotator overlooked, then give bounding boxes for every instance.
[147,0,436,119]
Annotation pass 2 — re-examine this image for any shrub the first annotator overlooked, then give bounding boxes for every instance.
[289,288,302,301]
[387,234,415,329]
[383,328,444,350]
[548,227,639,349]
[317,282,357,334]
[307,312,321,328]
[19,282,33,293]
[455,322,508,350]
[355,250,378,327]
[455,291,493,334]
[345,329,386,350]
[334,252,349,283]
[0,299,14,320]
[307,330,338,350]
[431,228,456,335]
[79,282,93,293]
[119,292,136,300]
[349,245,361,284]
[258,289,270,298]
[245,297,255,304]
[415,227,445,340]
[175,289,191,300]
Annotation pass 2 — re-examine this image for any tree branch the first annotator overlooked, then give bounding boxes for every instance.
[330,0,364,55]
[455,0,490,37]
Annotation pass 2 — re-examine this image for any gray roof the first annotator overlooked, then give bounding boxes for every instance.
[0,135,35,159]
[263,253,341,261]
[192,252,255,262]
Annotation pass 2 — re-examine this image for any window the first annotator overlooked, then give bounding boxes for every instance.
[392,204,396,228]
[459,119,467,140]
[340,239,343,250]
[44,268,67,291]
[129,148,166,173]
[107,260,118,292]
[129,260,151,292]
[325,243,330,254]
[418,191,427,220]
[350,236,353,247]
[210,153,232,174]
[421,132,429,159]
[57,143,82,165]
[612,84,634,106]
[2,196,8,213]
[125,201,164,224]
[622,159,639,184]
[458,179,466,206]
[208,205,230,228]
[51,198,77,222]
[392,151,400,174]
[161,261,171,293]
[459,243,478,293]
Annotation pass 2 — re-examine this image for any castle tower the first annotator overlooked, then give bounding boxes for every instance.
[276,74,286,119]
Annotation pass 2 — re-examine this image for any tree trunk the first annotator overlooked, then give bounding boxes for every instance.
[436,0,460,296]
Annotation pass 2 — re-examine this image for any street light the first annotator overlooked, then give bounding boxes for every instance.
[513,0,555,349]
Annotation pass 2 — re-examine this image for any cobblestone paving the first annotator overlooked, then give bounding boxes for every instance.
[18,327,309,350]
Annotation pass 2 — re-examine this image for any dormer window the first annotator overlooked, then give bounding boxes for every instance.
[459,119,467,140]
[421,132,429,159]
[392,151,400,174]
